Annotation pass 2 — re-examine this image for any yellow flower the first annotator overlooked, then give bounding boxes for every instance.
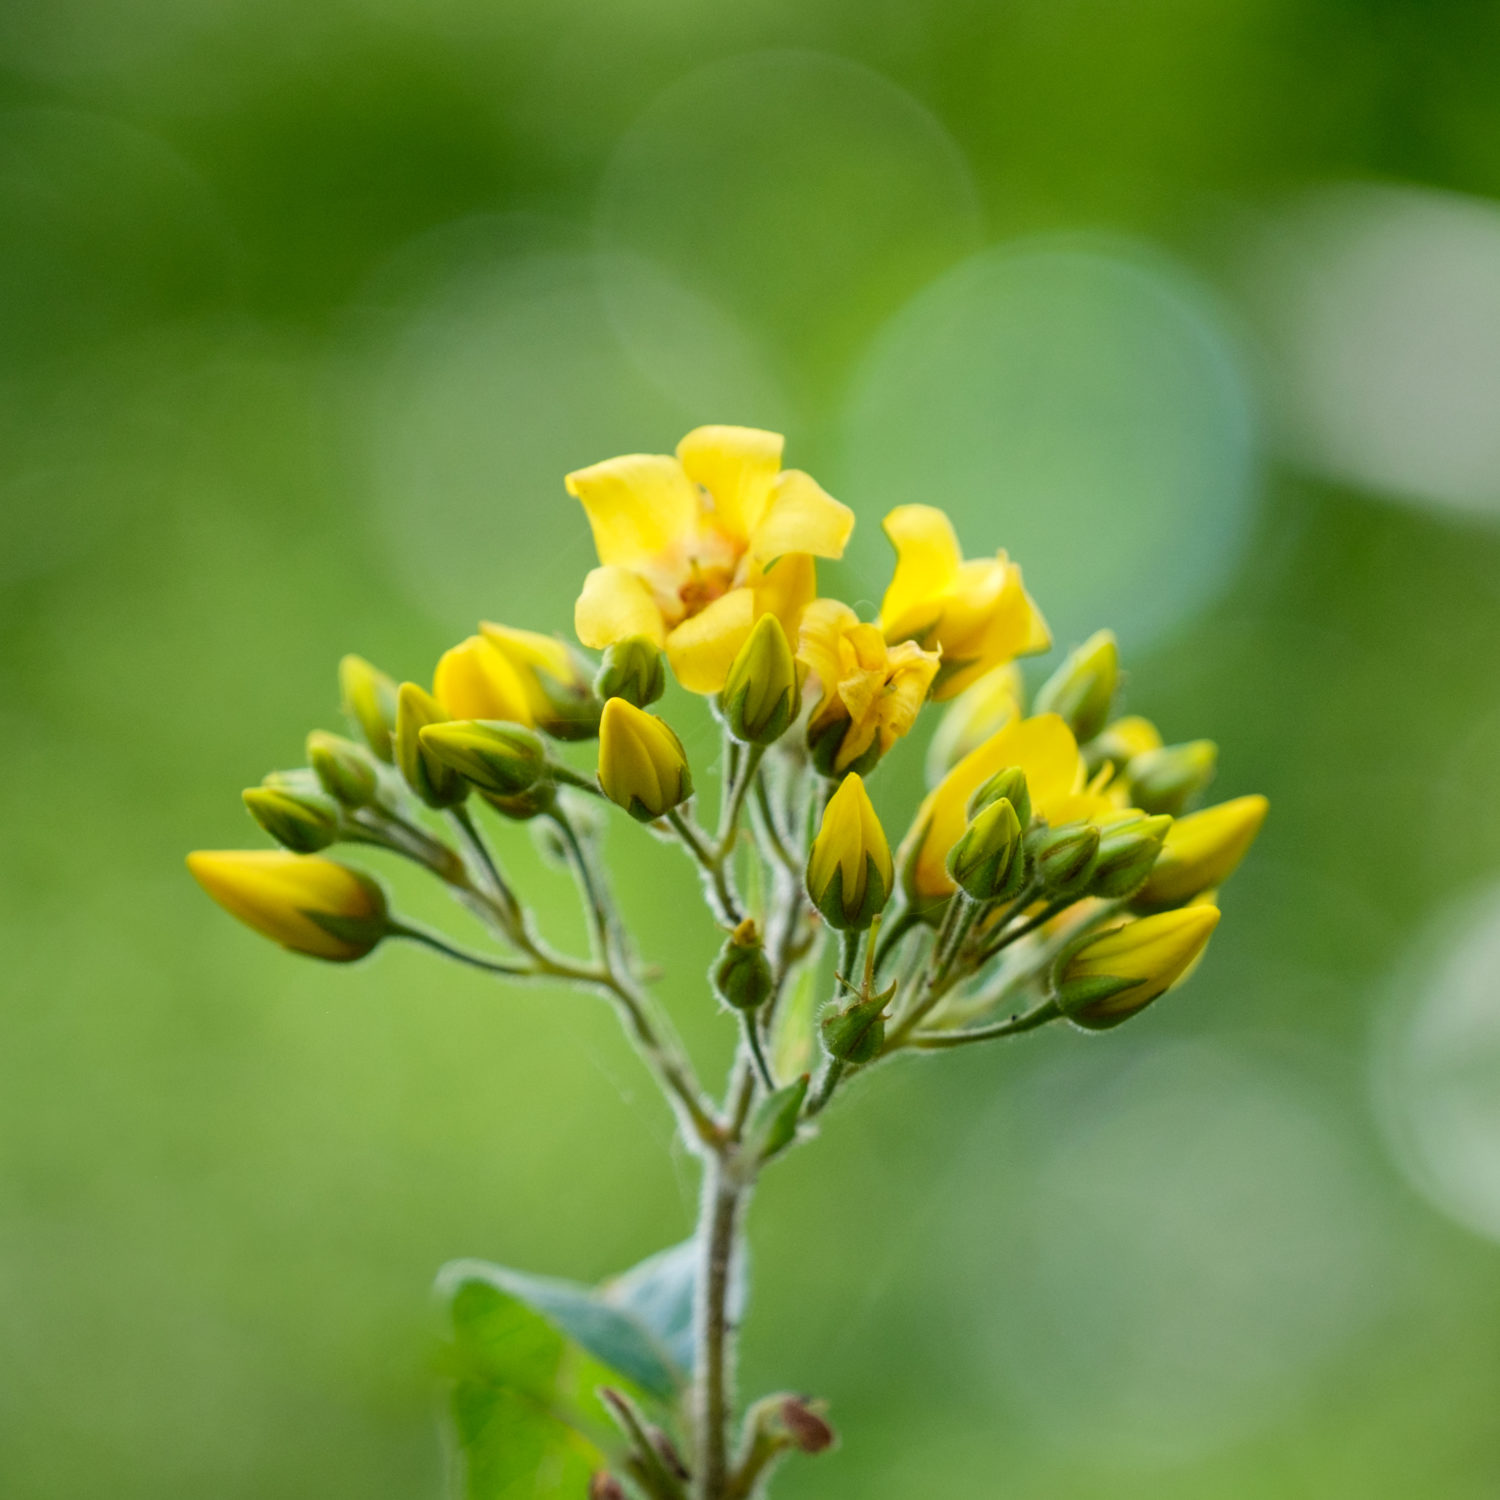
[480,623,601,740]
[568,426,854,695]
[597,696,693,821]
[899,713,1102,908]
[798,598,940,775]
[1056,904,1221,1029]
[433,635,533,725]
[925,663,1023,784]
[186,850,388,962]
[878,505,1050,700]
[1136,795,1268,909]
[806,773,893,930]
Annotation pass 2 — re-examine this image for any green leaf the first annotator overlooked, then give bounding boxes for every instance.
[744,1075,809,1162]
[600,1239,747,1377]
[442,1259,682,1402]
[771,961,818,1079]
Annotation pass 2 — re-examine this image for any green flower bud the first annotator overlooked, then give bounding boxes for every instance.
[1028,821,1100,896]
[339,654,399,763]
[712,918,775,1010]
[946,797,1026,902]
[966,765,1032,829]
[481,784,557,821]
[395,683,468,809]
[821,994,886,1064]
[721,614,798,746]
[1034,630,1118,744]
[1127,740,1218,817]
[242,784,341,853]
[306,730,379,808]
[594,635,666,709]
[1089,813,1171,899]
[417,720,547,797]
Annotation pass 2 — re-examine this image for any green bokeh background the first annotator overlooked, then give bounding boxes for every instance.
[5,2,1500,1496]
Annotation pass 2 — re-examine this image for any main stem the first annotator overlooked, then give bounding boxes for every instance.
[694,1154,748,1500]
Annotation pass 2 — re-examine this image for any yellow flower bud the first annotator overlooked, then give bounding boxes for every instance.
[241,784,340,853]
[480,623,602,741]
[1056,904,1221,1028]
[433,635,534,727]
[1034,630,1118,744]
[721,613,798,746]
[806,773,892,930]
[1136,795,1268,909]
[339,654,398,763]
[186,850,388,962]
[396,682,468,809]
[597,697,693,821]
[417,720,548,797]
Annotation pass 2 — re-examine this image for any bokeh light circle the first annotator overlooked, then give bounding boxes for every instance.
[1374,884,1500,1243]
[839,238,1259,651]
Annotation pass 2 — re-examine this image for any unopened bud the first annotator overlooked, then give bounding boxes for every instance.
[1089,813,1171,899]
[306,730,379,808]
[821,995,885,1064]
[418,720,547,797]
[588,1475,626,1500]
[721,613,798,746]
[339,654,398,763]
[1034,630,1118,743]
[779,1397,836,1455]
[947,797,1026,902]
[597,698,693,821]
[806,775,892,931]
[595,635,666,709]
[713,919,775,1011]
[242,784,340,853]
[1028,821,1100,896]
[1056,905,1221,1029]
[966,765,1032,830]
[395,683,467,809]
[647,1428,689,1482]
[1127,740,1218,817]
[1136,795,1268,909]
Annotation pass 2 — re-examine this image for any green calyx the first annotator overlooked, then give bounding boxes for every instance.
[419,720,548,797]
[306,730,379,808]
[1089,814,1171,899]
[712,920,775,1011]
[242,784,341,853]
[809,853,889,932]
[594,635,666,709]
[1027,821,1100,896]
[721,614,798,747]
[1127,740,1217,816]
[1034,630,1118,744]
[947,797,1026,902]
[821,994,886,1064]
[967,764,1031,829]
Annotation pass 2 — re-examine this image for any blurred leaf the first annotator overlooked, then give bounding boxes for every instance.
[600,1238,748,1378]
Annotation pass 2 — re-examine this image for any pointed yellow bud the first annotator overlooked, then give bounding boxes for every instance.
[1034,630,1118,744]
[433,635,534,727]
[339,654,399,763]
[1057,904,1221,1028]
[806,774,892,930]
[594,634,666,708]
[186,850,388,962]
[1136,794,1268,909]
[241,784,340,853]
[418,720,548,797]
[480,623,602,741]
[597,697,693,821]
[396,683,468,809]
[721,613,798,746]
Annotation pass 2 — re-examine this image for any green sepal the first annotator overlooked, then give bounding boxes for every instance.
[306,731,379,808]
[811,854,888,932]
[712,923,774,1011]
[594,636,666,709]
[746,1075,810,1161]
[304,907,389,953]
[821,995,886,1064]
[419,720,548,797]
[242,785,340,853]
[806,716,882,781]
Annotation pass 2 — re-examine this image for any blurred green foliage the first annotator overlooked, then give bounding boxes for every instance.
[5,1,1500,1497]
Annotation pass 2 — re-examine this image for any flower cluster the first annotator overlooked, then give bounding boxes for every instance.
[188,424,1267,1499]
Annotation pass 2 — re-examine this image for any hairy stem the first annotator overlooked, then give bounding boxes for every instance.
[693,1157,748,1500]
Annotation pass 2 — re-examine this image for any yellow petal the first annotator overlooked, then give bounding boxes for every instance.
[878,504,962,642]
[796,598,860,716]
[433,636,534,726]
[575,566,667,650]
[749,470,854,562]
[677,425,784,544]
[665,587,755,694]
[748,552,816,639]
[565,453,700,568]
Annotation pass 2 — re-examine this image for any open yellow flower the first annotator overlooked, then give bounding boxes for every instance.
[899,713,1107,908]
[878,505,1050,700]
[798,598,940,775]
[568,426,854,695]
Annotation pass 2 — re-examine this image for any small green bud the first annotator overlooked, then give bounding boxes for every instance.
[481,783,557,821]
[946,797,1026,902]
[594,635,666,709]
[721,614,798,746]
[966,765,1032,829]
[417,720,547,797]
[1089,813,1171,898]
[712,918,775,1011]
[1034,630,1118,743]
[339,654,399,763]
[242,784,341,853]
[395,683,467,809]
[821,994,886,1064]
[306,730,379,808]
[1028,821,1100,896]
[1127,740,1218,817]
